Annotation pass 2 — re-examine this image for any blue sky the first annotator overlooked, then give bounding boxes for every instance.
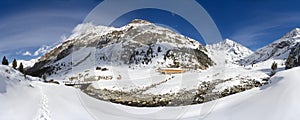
[0,0,300,61]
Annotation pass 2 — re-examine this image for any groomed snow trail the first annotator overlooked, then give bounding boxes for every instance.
[35,87,51,120]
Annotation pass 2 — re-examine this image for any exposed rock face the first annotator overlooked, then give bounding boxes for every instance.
[27,19,214,77]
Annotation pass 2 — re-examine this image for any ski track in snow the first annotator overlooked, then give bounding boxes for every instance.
[35,87,51,120]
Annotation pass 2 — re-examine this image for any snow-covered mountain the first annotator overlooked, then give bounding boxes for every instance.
[241,28,300,65]
[206,39,253,64]
[27,19,214,79]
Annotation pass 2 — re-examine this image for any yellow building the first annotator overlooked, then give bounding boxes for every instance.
[159,68,185,74]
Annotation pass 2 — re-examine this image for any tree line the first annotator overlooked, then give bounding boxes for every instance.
[2,56,25,74]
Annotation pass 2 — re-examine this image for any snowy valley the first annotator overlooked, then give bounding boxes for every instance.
[1,20,300,120]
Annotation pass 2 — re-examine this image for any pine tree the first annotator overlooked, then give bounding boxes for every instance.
[271,62,278,71]
[42,74,47,81]
[157,46,162,52]
[18,62,24,73]
[285,55,294,70]
[12,59,17,69]
[271,62,278,76]
[2,56,9,65]
[23,71,27,79]
[297,55,300,66]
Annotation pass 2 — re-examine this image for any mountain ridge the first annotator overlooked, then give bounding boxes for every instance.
[240,28,300,65]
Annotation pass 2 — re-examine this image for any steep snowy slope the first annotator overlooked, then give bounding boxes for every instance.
[206,39,253,64]
[241,28,300,65]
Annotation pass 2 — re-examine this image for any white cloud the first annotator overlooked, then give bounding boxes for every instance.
[19,45,52,57]
[33,45,51,56]
[0,9,86,53]
[22,51,32,56]
[60,34,68,42]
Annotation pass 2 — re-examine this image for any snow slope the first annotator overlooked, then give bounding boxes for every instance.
[0,65,34,93]
[0,65,41,120]
[1,63,300,120]
[202,67,300,120]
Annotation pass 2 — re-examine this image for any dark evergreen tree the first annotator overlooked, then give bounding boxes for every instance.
[42,74,47,81]
[271,62,278,71]
[271,62,278,76]
[2,56,9,65]
[23,71,27,79]
[18,62,24,73]
[157,46,162,52]
[285,55,294,70]
[12,59,17,69]
[173,59,180,68]
[298,55,300,66]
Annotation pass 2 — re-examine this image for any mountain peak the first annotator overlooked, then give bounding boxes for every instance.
[283,28,300,38]
[208,38,250,50]
[129,19,152,25]
[206,39,253,64]
[224,38,236,46]
[224,38,233,41]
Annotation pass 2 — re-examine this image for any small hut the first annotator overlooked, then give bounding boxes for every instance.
[159,68,184,74]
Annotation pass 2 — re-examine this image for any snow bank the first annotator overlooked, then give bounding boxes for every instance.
[203,67,300,120]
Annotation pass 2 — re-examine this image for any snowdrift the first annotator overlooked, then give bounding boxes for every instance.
[203,67,300,120]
